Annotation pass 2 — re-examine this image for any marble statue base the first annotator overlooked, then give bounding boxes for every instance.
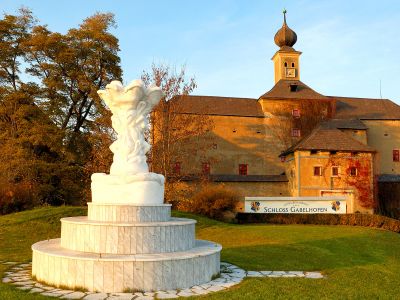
[31,204,221,292]
[91,173,165,205]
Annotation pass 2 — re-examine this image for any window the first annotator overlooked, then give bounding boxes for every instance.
[173,162,181,175]
[239,164,248,176]
[292,109,301,118]
[291,128,301,137]
[393,150,400,162]
[284,62,287,67]
[289,84,298,92]
[332,166,339,177]
[313,166,322,176]
[233,129,237,133]
[349,167,357,176]
[291,62,295,67]
[202,162,210,175]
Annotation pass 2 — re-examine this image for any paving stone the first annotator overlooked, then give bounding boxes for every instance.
[13,280,35,286]
[134,292,145,297]
[4,262,17,265]
[247,271,263,277]
[20,263,31,267]
[41,291,62,297]
[177,290,197,297]
[270,271,287,275]
[135,297,153,300]
[191,288,210,295]
[281,274,297,277]
[206,285,226,292]
[83,293,108,300]
[2,277,12,283]
[30,288,45,293]
[155,292,178,299]
[143,292,155,296]
[287,271,304,276]
[108,293,134,300]
[35,282,46,288]
[51,290,75,295]
[260,271,272,275]
[199,283,212,289]
[305,272,324,279]
[60,291,87,299]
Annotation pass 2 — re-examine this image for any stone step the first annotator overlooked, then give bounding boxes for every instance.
[32,239,221,293]
[87,203,171,223]
[60,217,196,255]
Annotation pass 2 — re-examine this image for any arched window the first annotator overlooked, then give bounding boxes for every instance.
[292,62,295,67]
[284,62,287,67]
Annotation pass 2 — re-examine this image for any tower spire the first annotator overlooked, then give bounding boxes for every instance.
[274,9,297,49]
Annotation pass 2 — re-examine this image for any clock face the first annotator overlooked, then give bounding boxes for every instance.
[286,68,296,78]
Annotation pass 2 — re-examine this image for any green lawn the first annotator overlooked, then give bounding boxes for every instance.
[1,207,400,299]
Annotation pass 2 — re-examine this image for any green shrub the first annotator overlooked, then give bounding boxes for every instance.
[187,185,239,222]
[237,213,400,233]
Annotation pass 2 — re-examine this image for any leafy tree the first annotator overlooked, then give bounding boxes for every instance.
[0,9,122,212]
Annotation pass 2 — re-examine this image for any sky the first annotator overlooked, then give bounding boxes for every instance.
[2,0,400,103]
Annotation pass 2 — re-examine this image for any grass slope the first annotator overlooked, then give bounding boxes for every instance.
[0,207,399,299]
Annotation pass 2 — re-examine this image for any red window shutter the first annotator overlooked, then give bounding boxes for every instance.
[332,166,339,176]
[239,164,248,176]
[393,150,399,162]
[313,166,322,176]
[202,162,210,175]
[349,167,357,176]
[174,162,181,174]
[291,128,301,137]
[292,109,301,118]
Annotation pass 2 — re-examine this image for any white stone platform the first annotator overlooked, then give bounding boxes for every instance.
[32,239,220,292]
[87,203,171,222]
[60,217,196,254]
[32,205,222,292]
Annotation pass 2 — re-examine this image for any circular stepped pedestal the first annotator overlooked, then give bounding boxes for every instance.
[60,216,196,254]
[32,204,221,292]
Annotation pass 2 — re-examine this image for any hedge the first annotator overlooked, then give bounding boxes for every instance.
[236,213,400,233]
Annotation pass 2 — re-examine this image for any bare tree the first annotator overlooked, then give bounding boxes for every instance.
[142,63,214,202]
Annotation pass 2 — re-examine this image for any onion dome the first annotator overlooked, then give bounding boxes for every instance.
[274,9,297,49]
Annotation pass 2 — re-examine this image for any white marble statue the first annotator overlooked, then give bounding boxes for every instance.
[97,80,163,176]
[91,80,165,204]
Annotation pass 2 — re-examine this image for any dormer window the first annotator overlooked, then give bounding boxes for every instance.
[289,83,298,92]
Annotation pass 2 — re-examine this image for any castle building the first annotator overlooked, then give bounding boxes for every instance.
[162,12,400,214]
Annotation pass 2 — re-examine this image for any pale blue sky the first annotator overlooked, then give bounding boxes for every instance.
[2,0,400,102]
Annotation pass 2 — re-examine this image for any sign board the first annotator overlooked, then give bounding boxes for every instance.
[244,197,347,214]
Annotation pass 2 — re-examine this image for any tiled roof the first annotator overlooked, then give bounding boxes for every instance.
[281,126,375,156]
[168,95,264,117]
[320,119,367,130]
[259,80,330,100]
[332,96,400,120]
